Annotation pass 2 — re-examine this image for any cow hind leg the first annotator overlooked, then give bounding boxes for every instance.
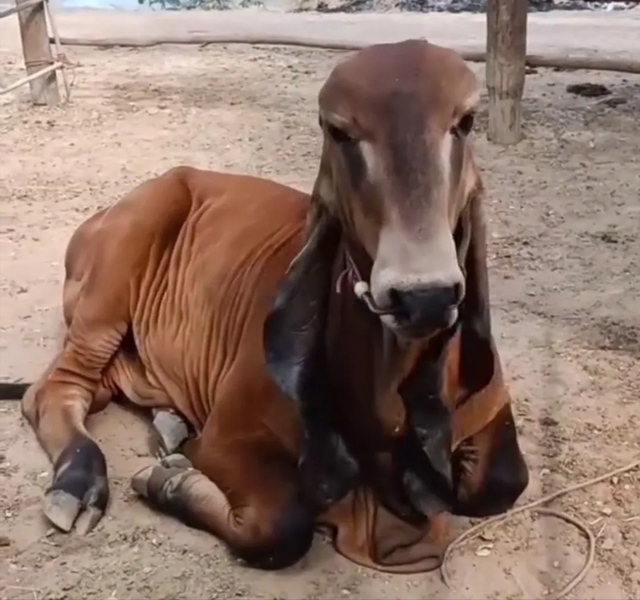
[131,443,315,570]
[21,291,129,535]
[21,351,120,535]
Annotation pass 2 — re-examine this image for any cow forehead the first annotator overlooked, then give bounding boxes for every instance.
[319,40,479,131]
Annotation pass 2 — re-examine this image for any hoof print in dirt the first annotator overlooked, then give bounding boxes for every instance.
[45,436,109,535]
[566,83,611,98]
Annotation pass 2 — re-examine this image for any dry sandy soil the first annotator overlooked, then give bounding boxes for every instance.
[1,13,639,600]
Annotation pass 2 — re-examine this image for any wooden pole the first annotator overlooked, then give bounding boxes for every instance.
[486,0,528,145]
[16,0,60,106]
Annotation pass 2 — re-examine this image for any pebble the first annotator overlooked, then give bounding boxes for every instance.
[475,543,494,557]
[600,537,615,551]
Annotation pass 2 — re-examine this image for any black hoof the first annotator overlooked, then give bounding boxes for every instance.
[130,453,197,521]
[45,435,109,534]
[298,429,358,510]
[151,410,191,456]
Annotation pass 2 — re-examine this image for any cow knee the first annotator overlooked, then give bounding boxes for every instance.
[233,499,315,570]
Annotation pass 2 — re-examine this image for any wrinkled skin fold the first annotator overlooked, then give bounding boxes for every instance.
[264,39,527,522]
[0,39,529,575]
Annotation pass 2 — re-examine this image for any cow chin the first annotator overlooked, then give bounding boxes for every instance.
[379,308,458,342]
[450,406,530,518]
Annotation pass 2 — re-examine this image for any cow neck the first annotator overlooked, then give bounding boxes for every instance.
[325,237,407,454]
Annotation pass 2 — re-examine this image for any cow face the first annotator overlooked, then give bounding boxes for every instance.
[263,40,528,517]
[314,39,480,340]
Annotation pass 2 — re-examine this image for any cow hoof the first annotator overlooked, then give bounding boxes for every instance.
[299,430,358,509]
[152,410,191,456]
[44,435,109,534]
[130,453,195,508]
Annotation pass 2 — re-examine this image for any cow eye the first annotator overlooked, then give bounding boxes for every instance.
[326,122,355,145]
[451,111,475,137]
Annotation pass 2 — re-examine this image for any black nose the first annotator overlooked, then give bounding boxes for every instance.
[389,284,463,333]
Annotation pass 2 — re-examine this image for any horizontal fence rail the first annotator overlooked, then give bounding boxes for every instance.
[0,0,69,104]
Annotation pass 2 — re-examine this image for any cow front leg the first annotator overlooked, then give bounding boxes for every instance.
[131,441,315,571]
[151,409,191,456]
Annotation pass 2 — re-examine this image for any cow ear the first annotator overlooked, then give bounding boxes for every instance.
[263,194,341,410]
[454,185,495,395]
[397,333,455,515]
[264,189,359,509]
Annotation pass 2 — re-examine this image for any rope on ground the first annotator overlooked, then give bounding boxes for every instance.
[440,458,640,600]
[47,35,640,75]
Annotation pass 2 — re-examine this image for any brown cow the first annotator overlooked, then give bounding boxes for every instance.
[0,39,529,573]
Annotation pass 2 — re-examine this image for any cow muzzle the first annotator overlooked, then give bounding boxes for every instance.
[380,283,463,339]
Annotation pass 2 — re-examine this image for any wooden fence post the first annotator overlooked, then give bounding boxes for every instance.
[486,0,528,145]
[16,0,60,106]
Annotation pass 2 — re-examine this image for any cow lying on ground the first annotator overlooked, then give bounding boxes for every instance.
[0,39,529,573]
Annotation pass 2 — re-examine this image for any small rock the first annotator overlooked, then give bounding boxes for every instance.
[475,543,494,557]
[600,537,615,551]
[0,535,11,547]
[601,507,613,516]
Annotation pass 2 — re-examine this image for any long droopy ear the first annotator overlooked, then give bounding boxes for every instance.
[264,176,359,508]
[263,193,341,406]
[391,185,497,517]
[397,330,457,515]
[454,183,495,396]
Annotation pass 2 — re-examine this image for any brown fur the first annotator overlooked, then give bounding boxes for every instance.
[5,39,528,573]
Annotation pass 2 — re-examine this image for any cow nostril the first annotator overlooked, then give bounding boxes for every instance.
[387,287,408,318]
[386,285,461,332]
[452,282,464,304]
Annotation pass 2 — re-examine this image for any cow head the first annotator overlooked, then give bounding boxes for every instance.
[264,39,528,519]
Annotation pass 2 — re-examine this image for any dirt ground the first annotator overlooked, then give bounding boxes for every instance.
[1,18,639,600]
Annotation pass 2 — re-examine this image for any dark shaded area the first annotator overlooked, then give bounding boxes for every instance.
[567,82,612,97]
